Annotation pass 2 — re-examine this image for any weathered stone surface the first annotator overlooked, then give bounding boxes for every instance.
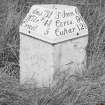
[20,4,88,43]
[19,4,88,87]
[20,35,54,87]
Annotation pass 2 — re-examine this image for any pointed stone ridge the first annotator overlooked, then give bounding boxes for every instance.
[19,4,88,44]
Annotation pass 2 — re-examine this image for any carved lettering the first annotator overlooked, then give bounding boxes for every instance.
[32,9,43,16]
[55,27,75,36]
[56,10,74,19]
[56,20,73,27]
[25,24,37,31]
[22,6,88,39]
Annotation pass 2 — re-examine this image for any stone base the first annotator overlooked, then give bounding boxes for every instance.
[20,34,88,87]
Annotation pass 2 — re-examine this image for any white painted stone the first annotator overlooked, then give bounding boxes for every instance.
[20,4,88,43]
[19,4,88,87]
[20,35,54,87]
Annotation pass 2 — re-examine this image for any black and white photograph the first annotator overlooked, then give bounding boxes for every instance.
[0,0,105,105]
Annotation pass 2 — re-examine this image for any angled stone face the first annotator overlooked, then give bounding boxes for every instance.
[19,4,88,87]
[20,4,88,43]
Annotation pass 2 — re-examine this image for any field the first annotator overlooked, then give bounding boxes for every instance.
[0,0,105,105]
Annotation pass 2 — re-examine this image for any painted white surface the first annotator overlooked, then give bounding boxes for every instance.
[20,34,54,87]
[19,4,88,87]
[20,34,88,87]
[20,4,88,43]
[54,36,88,74]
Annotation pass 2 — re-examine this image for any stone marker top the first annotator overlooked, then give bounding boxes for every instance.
[19,4,88,44]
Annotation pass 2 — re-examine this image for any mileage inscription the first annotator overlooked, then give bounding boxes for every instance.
[22,6,88,39]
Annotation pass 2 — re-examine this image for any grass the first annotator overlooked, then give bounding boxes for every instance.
[0,0,105,105]
[0,70,105,105]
